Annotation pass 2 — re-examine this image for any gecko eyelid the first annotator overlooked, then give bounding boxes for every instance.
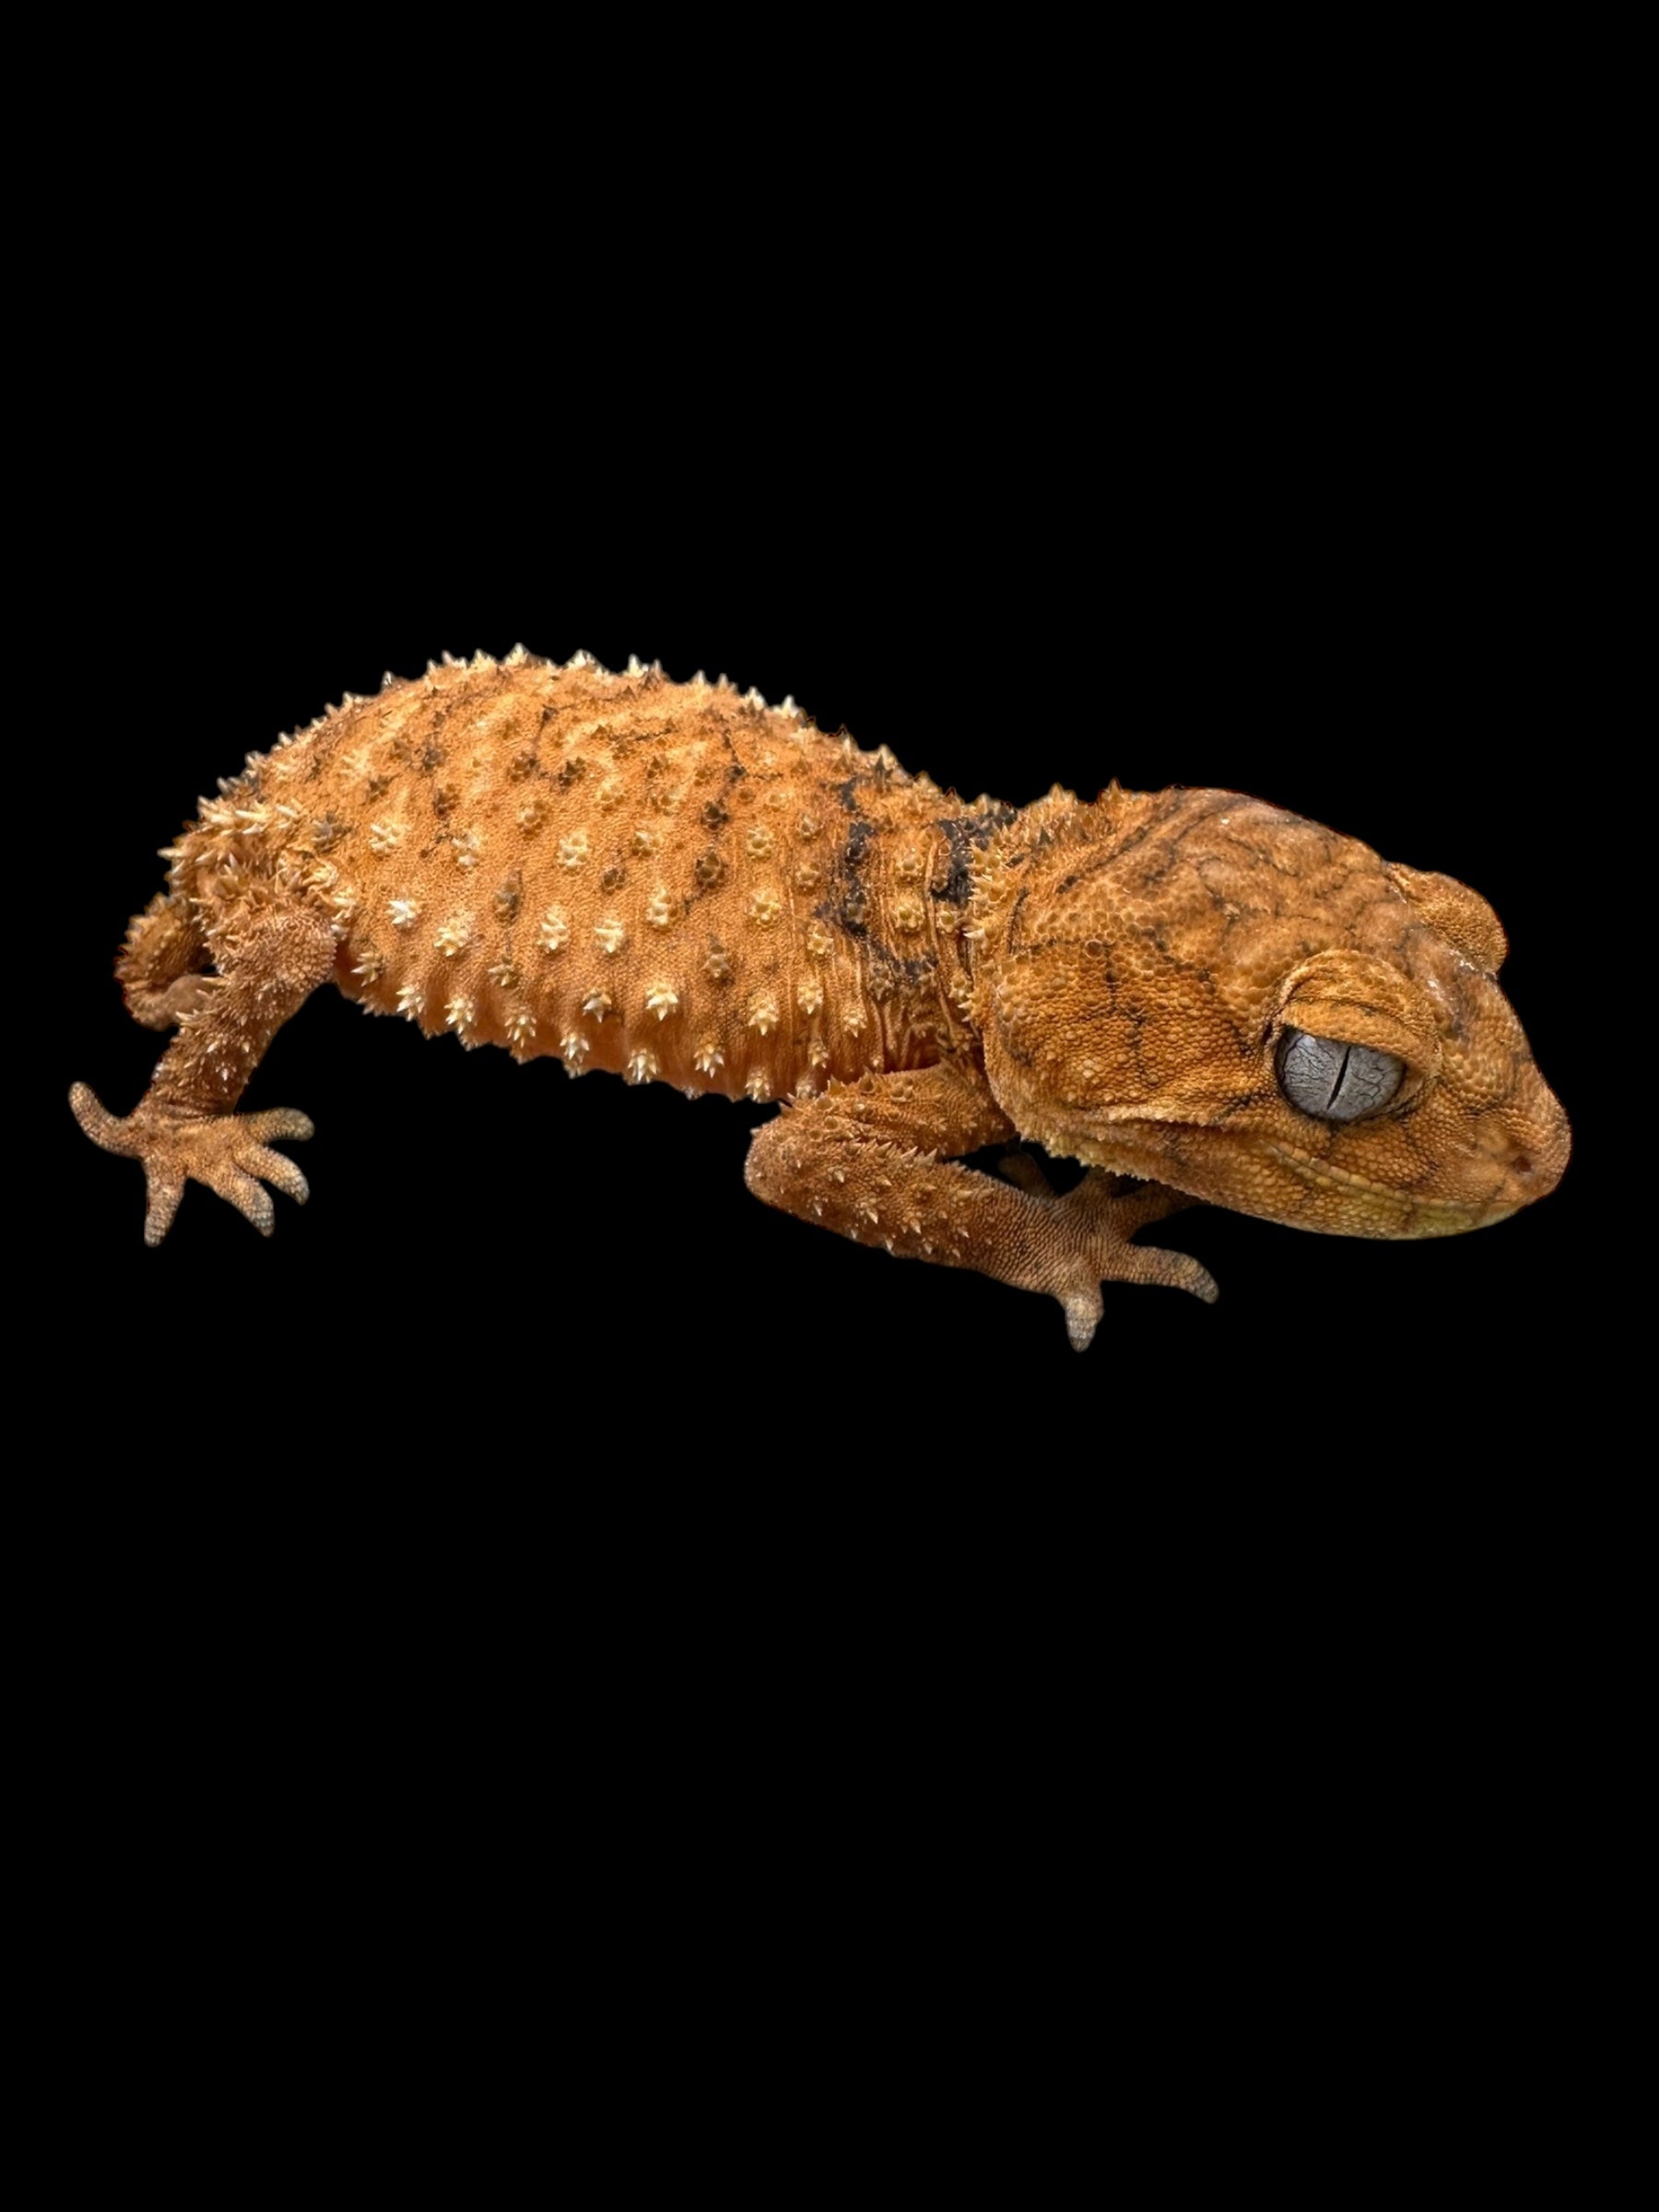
[1277,1030,1404,1123]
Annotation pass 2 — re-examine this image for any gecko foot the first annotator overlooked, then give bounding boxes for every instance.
[69,1084,314,1246]
[997,1155,1218,1349]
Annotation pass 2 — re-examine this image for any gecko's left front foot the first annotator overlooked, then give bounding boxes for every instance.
[998,1156,1218,1349]
[69,1085,314,1246]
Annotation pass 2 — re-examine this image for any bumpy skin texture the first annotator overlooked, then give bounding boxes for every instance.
[71,648,1571,1345]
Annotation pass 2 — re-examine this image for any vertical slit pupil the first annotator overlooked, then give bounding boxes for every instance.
[1327,1043,1352,1113]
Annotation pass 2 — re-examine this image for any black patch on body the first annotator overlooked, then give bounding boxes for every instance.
[933,809,1010,904]
[816,893,865,943]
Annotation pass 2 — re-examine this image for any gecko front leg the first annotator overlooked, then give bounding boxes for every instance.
[744,1061,1216,1347]
[71,902,335,1244]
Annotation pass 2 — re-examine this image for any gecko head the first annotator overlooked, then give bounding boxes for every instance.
[969,784,1570,1238]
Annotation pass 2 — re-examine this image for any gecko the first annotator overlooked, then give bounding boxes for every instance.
[71,646,1570,1347]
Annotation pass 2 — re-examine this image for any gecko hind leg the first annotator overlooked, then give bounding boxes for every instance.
[72,901,335,1244]
[116,889,214,1030]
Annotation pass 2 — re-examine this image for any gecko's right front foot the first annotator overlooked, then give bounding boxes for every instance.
[69,1085,314,1246]
[998,1156,1218,1349]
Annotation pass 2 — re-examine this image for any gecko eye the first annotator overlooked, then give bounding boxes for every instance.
[1277,1030,1405,1122]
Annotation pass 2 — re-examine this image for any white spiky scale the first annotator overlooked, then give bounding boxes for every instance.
[745,1071,771,1101]
[558,830,590,869]
[594,919,628,956]
[625,1048,660,1086]
[645,984,680,1021]
[797,978,824,1016]
[747,993,781,1037]
[389,898,420,930]
[582,989,614,1021]
[645,888,673,930]
[694,1041,724,1076]
[369,820,403,854]
[396,982,424,1020]
[539,906,571,953]
[445,993,477,1031]
[435,914,475,959]
[559,1030,591,1070]
[507,1007,535,1051]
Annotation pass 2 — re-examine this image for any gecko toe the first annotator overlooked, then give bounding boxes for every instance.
[242,1108,314,1145]
[1062,1288,1103,1351]
[998,1151,1056,1197]
[141,1164,185,1247]
[234,1144,310,1205]
[204,1165,276,1235]
[70,1083,133,1155]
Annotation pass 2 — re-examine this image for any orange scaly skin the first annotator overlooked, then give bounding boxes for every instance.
[70,646,1571,1346]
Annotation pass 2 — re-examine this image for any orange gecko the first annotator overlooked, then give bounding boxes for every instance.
[72,646,1570,1346]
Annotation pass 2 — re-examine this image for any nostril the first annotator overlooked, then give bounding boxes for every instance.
[1512,1154,1533,1179]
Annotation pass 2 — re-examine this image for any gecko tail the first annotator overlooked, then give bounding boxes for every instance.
[115,889,212,1029]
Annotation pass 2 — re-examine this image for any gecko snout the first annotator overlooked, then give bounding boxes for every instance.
[1474,1074,1571,1215]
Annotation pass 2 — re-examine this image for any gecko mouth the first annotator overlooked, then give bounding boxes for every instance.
[1264,1144,1519,1232]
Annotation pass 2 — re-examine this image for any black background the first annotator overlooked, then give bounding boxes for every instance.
[17,58,1641,2124]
